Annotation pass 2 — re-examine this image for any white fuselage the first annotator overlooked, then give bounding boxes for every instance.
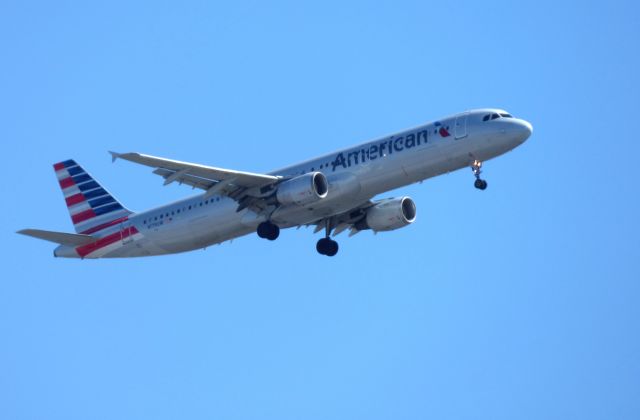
[54,109,532,258]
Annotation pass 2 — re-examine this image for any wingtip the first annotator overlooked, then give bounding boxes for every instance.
[108,151,120,163]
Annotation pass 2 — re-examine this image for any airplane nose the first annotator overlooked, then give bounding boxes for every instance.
[514,119,533,143]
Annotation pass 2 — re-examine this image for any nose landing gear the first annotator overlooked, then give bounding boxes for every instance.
[471,160,488,190]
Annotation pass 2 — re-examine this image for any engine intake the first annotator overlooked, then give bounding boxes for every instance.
[276,172,328,206]
[356,197,416,232]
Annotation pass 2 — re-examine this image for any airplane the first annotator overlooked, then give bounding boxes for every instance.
[18,109,532,258]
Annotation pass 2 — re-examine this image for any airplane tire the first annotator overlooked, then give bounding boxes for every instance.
[474,179,488,190]
[266,223,280,241]
[316,238,328,255]
[317,238,338,256]
[325,240,339,257]
[257,222,269,238]
[258,222,279,240]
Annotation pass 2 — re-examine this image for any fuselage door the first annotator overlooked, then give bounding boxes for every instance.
[454,112,469,139]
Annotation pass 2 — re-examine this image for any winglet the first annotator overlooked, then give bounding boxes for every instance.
[108,151,120,163]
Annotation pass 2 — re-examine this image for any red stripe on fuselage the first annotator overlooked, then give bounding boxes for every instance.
[76,226,139,258]
[65,193,85,207]
[71,208,96,224]
[80,216,129,235]
[59,177,75,189]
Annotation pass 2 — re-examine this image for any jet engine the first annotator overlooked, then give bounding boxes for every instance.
[276,172,328,206]
[356,197,416,232]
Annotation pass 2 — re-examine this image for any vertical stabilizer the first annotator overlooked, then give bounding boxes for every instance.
[53,159,132,234]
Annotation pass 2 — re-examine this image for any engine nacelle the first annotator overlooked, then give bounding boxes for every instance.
[356,197,417,232]
[276,172,328,206]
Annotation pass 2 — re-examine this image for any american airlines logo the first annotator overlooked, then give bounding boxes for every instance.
[330,123,450,171]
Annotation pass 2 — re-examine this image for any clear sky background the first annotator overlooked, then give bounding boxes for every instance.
[1,1,639,419]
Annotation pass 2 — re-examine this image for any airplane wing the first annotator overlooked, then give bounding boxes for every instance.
[109,152,282,203]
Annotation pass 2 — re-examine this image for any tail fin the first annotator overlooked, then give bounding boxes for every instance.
[54,159,132,234]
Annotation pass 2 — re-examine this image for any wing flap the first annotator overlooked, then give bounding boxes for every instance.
[17,229,97,246]
[152,168,215,190]
[308,200,374,236]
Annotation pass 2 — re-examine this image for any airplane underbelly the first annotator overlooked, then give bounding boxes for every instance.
[103,239,157,257]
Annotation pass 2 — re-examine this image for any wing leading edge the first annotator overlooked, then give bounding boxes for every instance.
[109,151,282,201]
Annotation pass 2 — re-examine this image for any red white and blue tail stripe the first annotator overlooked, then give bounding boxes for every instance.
[54,159,132,235]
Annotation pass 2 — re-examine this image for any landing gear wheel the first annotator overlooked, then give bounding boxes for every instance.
[474,179,488,190]
[326,240,339,257]
[316,237,339,256]
[316,238,327,255]
[257,221,280,241]
[471,159,487,190]
[267,225,280,240]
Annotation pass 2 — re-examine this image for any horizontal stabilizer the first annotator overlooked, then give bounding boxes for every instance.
[17,229,97,246]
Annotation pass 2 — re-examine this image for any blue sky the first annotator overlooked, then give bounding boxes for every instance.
[1,1,639,419]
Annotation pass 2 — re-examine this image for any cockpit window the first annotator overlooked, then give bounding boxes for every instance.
[483,112,513,121]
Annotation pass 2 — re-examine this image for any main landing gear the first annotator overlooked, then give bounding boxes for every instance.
[257,221,280,241]
[316,237,339,257]
[316,220,339,257]
[472,159,488,190]
[257,219,339,256]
